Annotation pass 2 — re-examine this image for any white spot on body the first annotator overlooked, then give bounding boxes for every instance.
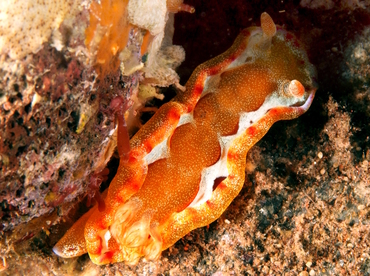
[99,229,112,254]
[104,230,111,246]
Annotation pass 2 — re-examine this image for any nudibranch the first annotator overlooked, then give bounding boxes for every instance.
[53,13,317,265]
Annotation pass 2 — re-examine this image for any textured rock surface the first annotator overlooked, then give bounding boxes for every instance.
[0,0,79,60]
[0,1,137,232]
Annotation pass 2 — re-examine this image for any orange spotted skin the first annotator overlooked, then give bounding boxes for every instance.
[54,13,317,265]
[85,0,131,76]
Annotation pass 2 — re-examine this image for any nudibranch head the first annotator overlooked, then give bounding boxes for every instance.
[53,13,317,265]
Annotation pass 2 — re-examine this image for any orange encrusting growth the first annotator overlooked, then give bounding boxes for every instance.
[85,0,195,77]
[85,0,131,76]
[54,13,318,265]
[140,31,153,56]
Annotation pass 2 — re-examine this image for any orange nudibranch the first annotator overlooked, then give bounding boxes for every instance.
[53,13,317,265]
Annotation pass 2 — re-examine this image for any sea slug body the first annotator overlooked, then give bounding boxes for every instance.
[53,12,317,265]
